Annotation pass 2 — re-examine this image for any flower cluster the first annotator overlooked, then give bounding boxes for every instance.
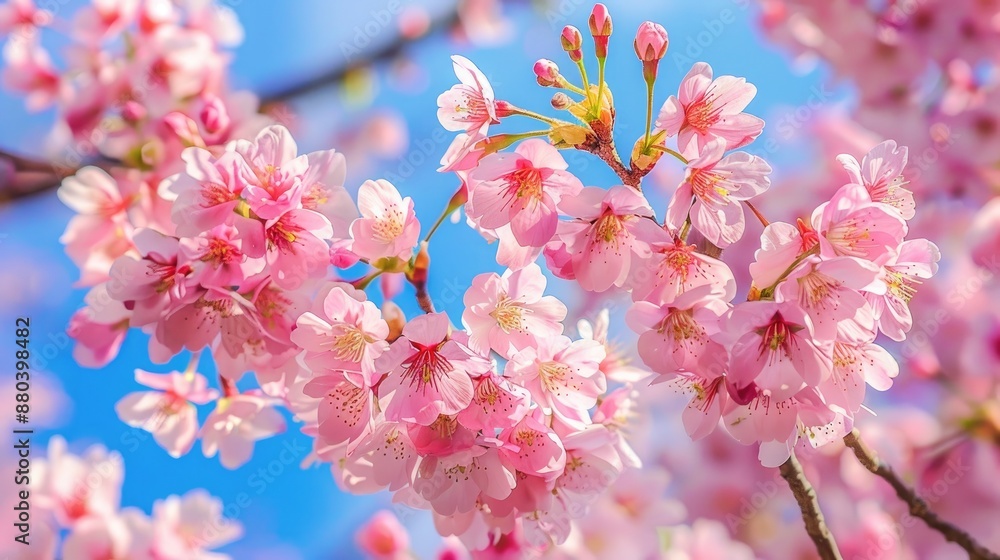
[26,437,241,559]
[434,4,938,474]
[10,0,950,557]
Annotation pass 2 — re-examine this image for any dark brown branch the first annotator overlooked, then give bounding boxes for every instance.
[779,452,843,560]
[579,118,652,189]
[844,430,1000,560]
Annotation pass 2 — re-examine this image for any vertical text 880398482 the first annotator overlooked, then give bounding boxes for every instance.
[13,317,32,546]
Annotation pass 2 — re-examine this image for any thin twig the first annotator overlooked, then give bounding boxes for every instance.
[844,429,1000,560]
[779,452,843,560]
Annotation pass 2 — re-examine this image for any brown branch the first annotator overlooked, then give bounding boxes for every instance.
[779,452,843,560]
[844,430,1000,560]
[580,119,651,189]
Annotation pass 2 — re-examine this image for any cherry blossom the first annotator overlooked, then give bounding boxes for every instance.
[656,62,765,154]
[115,369,218,458]
[462,263,567,359]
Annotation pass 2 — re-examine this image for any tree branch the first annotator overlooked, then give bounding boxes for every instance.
[843,429,1000,560]
[779,452,843,560]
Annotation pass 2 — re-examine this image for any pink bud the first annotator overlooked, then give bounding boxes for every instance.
[560,25,584,62]
[533,59,560,87]
[329,239,360,268]
[589,4,612,37]
[634,21,668,62]
[589,4,613,59]
[121,101,147,123]
[355,511,409,559]
[199,95,230,135]
[494,100,516,118]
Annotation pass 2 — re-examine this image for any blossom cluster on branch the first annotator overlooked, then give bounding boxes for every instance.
[5,1,990,559]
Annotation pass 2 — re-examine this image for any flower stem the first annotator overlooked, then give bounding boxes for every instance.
[745,200,770,227]
[595,58,606,114]
[576,60,594,107]
[843,430,1000,560]
[424,206,453,244]
[650,144,689,164]
[508,105,562,126]
[643,78,655,150]
[779,452,843,560]
[353,270,384,290]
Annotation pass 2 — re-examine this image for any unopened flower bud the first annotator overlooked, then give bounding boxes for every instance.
[382,302,406,343]
[589,4,612,59]
[634,22,669,82]
[533,59,561,87]
[561,25,584,62]
[634,21,668,62]
[551,92,574,110]
[199,95,230,135]
[121,101,147,123]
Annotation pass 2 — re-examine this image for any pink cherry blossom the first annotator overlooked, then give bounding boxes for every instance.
[505,335,606,418]
[577,309,651,383]
[633,21,669,62]
[723,300,833,401]
[812,183,907,265]
[303,373,372,447]
[656,62,765,154]
[774,256,881,339]
[865,238,940,341]
[467,139,583,247]
[498,414,567,481]
[437,55,499,135]
[462,262,567,359]
[749,219,819,289]
[630,238,736,304]
[115,369,218,458]
[201,394,286,469]
[149,490,243,558]
[838,140,915,220]
[165,147,251,237]
[820,333,897,417]
[350,179,420,263]
[968,197,1000,270]
[665,138,771,247]
[626,285,729,380]
[68,284,131,368]
[457,372,531,433]
[61,511,153,560]
[356,510,410,560]
[0,0,50,34]
[377,313,488,426]
[34,436,124,526]
[107,228,195,326]
[546,186,668,292]
[292,285,389,385]
[1,36,60,110]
